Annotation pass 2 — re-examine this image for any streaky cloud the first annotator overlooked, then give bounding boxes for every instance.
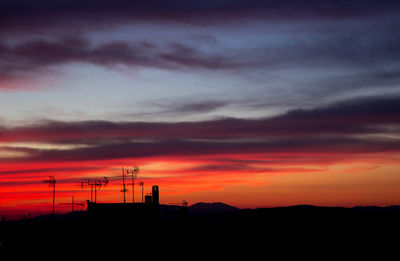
[0,95,399,142]
[0,38,246,85]
[1,0,399,36]
[0,96,399,163]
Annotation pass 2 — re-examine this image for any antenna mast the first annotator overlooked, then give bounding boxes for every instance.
[43,176,56,215]
[139,181,144,203]
[121,167,127,203]
[126,166,140,203]
[59,196,85,212]
[81,177,109,203]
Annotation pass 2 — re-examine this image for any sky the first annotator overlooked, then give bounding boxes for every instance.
[1,0,400,219]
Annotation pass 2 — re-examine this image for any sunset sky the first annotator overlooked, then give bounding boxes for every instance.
[1,0,400,219]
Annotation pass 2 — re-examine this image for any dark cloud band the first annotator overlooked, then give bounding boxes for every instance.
[1,96,399,162]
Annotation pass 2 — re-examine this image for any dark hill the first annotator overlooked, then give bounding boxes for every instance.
[188,202,238,216]
[1,204,400,258]
[353,205,400,213]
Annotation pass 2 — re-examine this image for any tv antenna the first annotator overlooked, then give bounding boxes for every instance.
[168,201,188,207]
[121,167,128,203]
[43,176,56,215]
[126,166,140,203]
[139,181,144,203]
[59,196,85,212]
[81,177,108,203]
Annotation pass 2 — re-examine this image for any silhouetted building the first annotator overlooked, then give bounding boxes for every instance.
[86,184,161,224]
[145,194,153,205]
[152,185,159,205]
[85,185,187,227]
[87,201,158,223]
[143,185,159,205]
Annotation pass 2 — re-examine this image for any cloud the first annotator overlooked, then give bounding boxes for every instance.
[1,95,399,142]
[0,95,399,163]
[2,136,400,164]
[2,1,400,93]
[141,99,230,117]
[0,37,246,85]
[0,166,102,176]
[3,19,400,90]
[1,0,399,36]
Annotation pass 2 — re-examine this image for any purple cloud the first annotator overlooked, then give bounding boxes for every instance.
[1,96,399,163]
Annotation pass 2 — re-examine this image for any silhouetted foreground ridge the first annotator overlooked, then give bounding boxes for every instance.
[1,204,399,258]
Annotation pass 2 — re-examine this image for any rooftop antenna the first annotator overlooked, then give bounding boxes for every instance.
[168,201,188,207]
[43,176,56,215]
[59,196,85,212]
[81,177,108,203]
[139,181,144,203]
[121,167,128,203]
[126,166,140,203]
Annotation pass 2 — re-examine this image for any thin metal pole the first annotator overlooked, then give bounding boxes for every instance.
[141,182,144,203]
[44,176,56,215]
[90,184,93,203]
[132,171,135,203]
[52,181,55,215]
[122,167,126,203]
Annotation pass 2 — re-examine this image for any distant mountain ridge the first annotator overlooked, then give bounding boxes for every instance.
[3,203,400,258]
[5,204,400,222]
[353,205,400,213]
[188,202,238,216]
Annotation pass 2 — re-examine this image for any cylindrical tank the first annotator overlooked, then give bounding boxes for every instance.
[152,185,159,205]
